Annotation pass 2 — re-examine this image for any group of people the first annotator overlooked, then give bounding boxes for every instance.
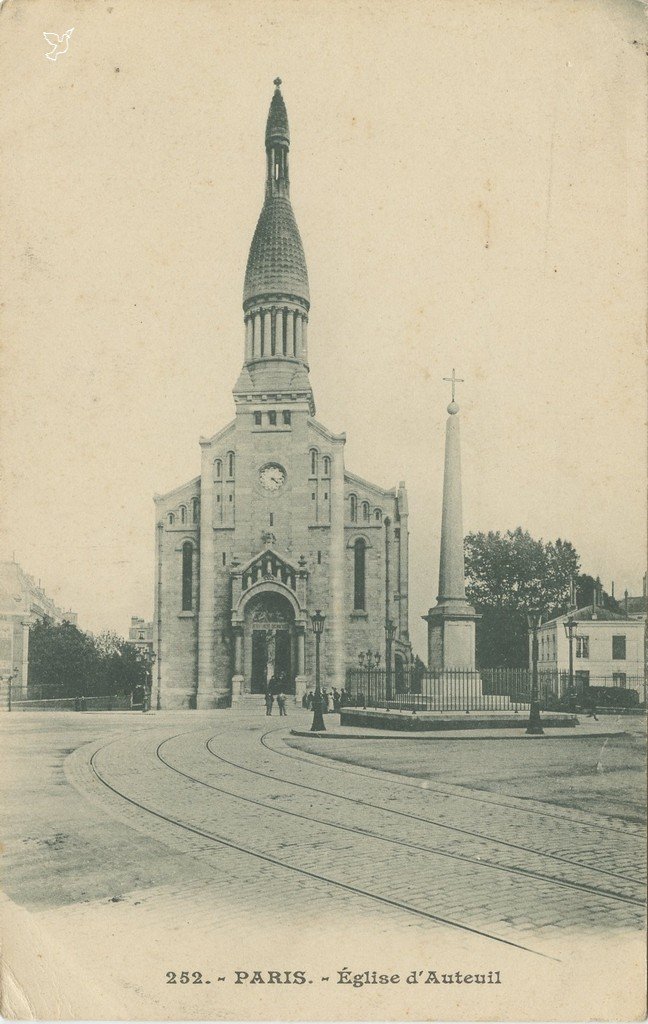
[264,671,290,717]
[301,687,348,714]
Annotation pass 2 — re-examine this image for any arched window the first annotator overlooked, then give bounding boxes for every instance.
[167,512,175,526]
[214,459,222,479]
[362,501,370,522]
[323,456,331,476]
[354,538,366,610]
[179,505,187,524]
[227,452,235,478]
[182,542,193,611]
[310,449,318,476]
[374,508,382,522]
[192,497,199,523]
[349,495,357,522]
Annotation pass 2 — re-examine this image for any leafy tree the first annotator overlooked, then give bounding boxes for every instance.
[464,528,581,667]
[27,620,146,697]
[28,618,99,696]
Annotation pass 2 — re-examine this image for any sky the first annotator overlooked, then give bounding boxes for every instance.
[1,0,646,656]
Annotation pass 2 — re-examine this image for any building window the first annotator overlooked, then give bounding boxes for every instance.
[310,449,318,476]
[254,411,262,426]
[214,459,222,479]
[362,501,370,522]
[311,492,316,500]
[283,410,291,425]
[323,492,328,500]
[227,452,235,478]
[222,552,226,566]
[350,495,357,522]
[354,538,366,610]
[576,635,589,659]
[374,508,382,522]
[317,550,322,564]
[268,410,277,426]
[167,512,175,525]
[179,505,187,524]
[216,494,221,503]
[612,635,626,660]
[229,494,233,502]
[323,456,330,476]
[191,497,199,523]
[181,542,193,611]
[613,672,627,688]
[269,513,274,526]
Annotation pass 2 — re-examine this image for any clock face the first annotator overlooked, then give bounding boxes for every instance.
[259,463,286,492]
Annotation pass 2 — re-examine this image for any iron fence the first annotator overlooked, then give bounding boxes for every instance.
[344,667,646,713]
[7,690,135,712]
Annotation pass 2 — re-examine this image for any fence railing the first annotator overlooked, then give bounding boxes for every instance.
[6,691,136,712]
[345,667,646,713]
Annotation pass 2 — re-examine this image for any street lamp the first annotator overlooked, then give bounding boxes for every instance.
[385,620,396,700]
[563,617,578,700]
[310,610,326,732]
[526,611,544,736]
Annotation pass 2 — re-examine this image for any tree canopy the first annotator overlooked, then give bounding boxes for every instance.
[27,619,146,697]
[464,528,610,667]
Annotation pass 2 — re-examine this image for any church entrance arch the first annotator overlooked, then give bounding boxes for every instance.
[245,592,296,694]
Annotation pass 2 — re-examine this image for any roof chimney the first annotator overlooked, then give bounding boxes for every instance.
[624,589,629,617]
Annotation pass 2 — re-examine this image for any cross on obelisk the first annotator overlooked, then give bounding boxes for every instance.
[443,368,464,404]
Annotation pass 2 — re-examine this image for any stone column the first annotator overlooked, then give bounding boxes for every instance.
[245,317,253,362]
[263,310,272,356]
[329,441,346,688]
[253,312,262,358]
[294,628,307,703]
[197,444,217,707]
[295,314,303,360]
[301,317,309,364]
[231,627,244,704]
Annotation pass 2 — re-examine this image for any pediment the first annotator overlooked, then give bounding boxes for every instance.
[236,547,305,593]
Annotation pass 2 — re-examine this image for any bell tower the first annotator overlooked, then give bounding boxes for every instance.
[234,78,314,413]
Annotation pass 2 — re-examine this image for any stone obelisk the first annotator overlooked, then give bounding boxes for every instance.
[423,371,479,672]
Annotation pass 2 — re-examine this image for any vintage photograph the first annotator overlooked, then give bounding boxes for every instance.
[1,0,646,1020]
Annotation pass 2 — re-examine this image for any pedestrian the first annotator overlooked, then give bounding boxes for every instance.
[322,689,330,713]
[264,689,274,716]
[332,688,341,713]
[277,691,287,717]
[340,688,348,708]
[306,691,313,710]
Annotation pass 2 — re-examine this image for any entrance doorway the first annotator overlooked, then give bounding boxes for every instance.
[246,593,296,694]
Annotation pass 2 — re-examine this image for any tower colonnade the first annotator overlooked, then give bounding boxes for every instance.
[244,302,308,363]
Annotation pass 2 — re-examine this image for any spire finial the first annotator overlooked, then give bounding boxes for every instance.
[273,77,282,89]
[443,368,464,414]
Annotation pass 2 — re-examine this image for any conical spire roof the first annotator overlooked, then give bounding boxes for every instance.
[243,80,309,307]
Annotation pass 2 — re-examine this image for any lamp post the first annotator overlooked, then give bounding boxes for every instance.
[142,648,156,712]
[310,610,326,732]
[563,617,578,701]
[385,619,396,700]
[526,611,544,736]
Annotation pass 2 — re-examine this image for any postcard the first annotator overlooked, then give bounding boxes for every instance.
[0,0,646,1020]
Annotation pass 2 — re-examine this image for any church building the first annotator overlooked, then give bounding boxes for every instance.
[154,81,412,709]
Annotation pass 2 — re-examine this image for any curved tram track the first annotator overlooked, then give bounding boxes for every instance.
[88,734,553,961]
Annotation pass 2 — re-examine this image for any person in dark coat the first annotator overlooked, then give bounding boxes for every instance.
[276,691,287,717]
[322,689,330,713]
[332,688,341,713]
[264,689,274,716]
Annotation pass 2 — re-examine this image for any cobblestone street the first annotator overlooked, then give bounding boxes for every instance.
[1,710,645,1020]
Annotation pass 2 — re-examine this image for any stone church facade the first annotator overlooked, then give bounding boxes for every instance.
[154,81,411,708]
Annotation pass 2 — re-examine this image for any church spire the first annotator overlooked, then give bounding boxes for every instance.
[238,80,313,410]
